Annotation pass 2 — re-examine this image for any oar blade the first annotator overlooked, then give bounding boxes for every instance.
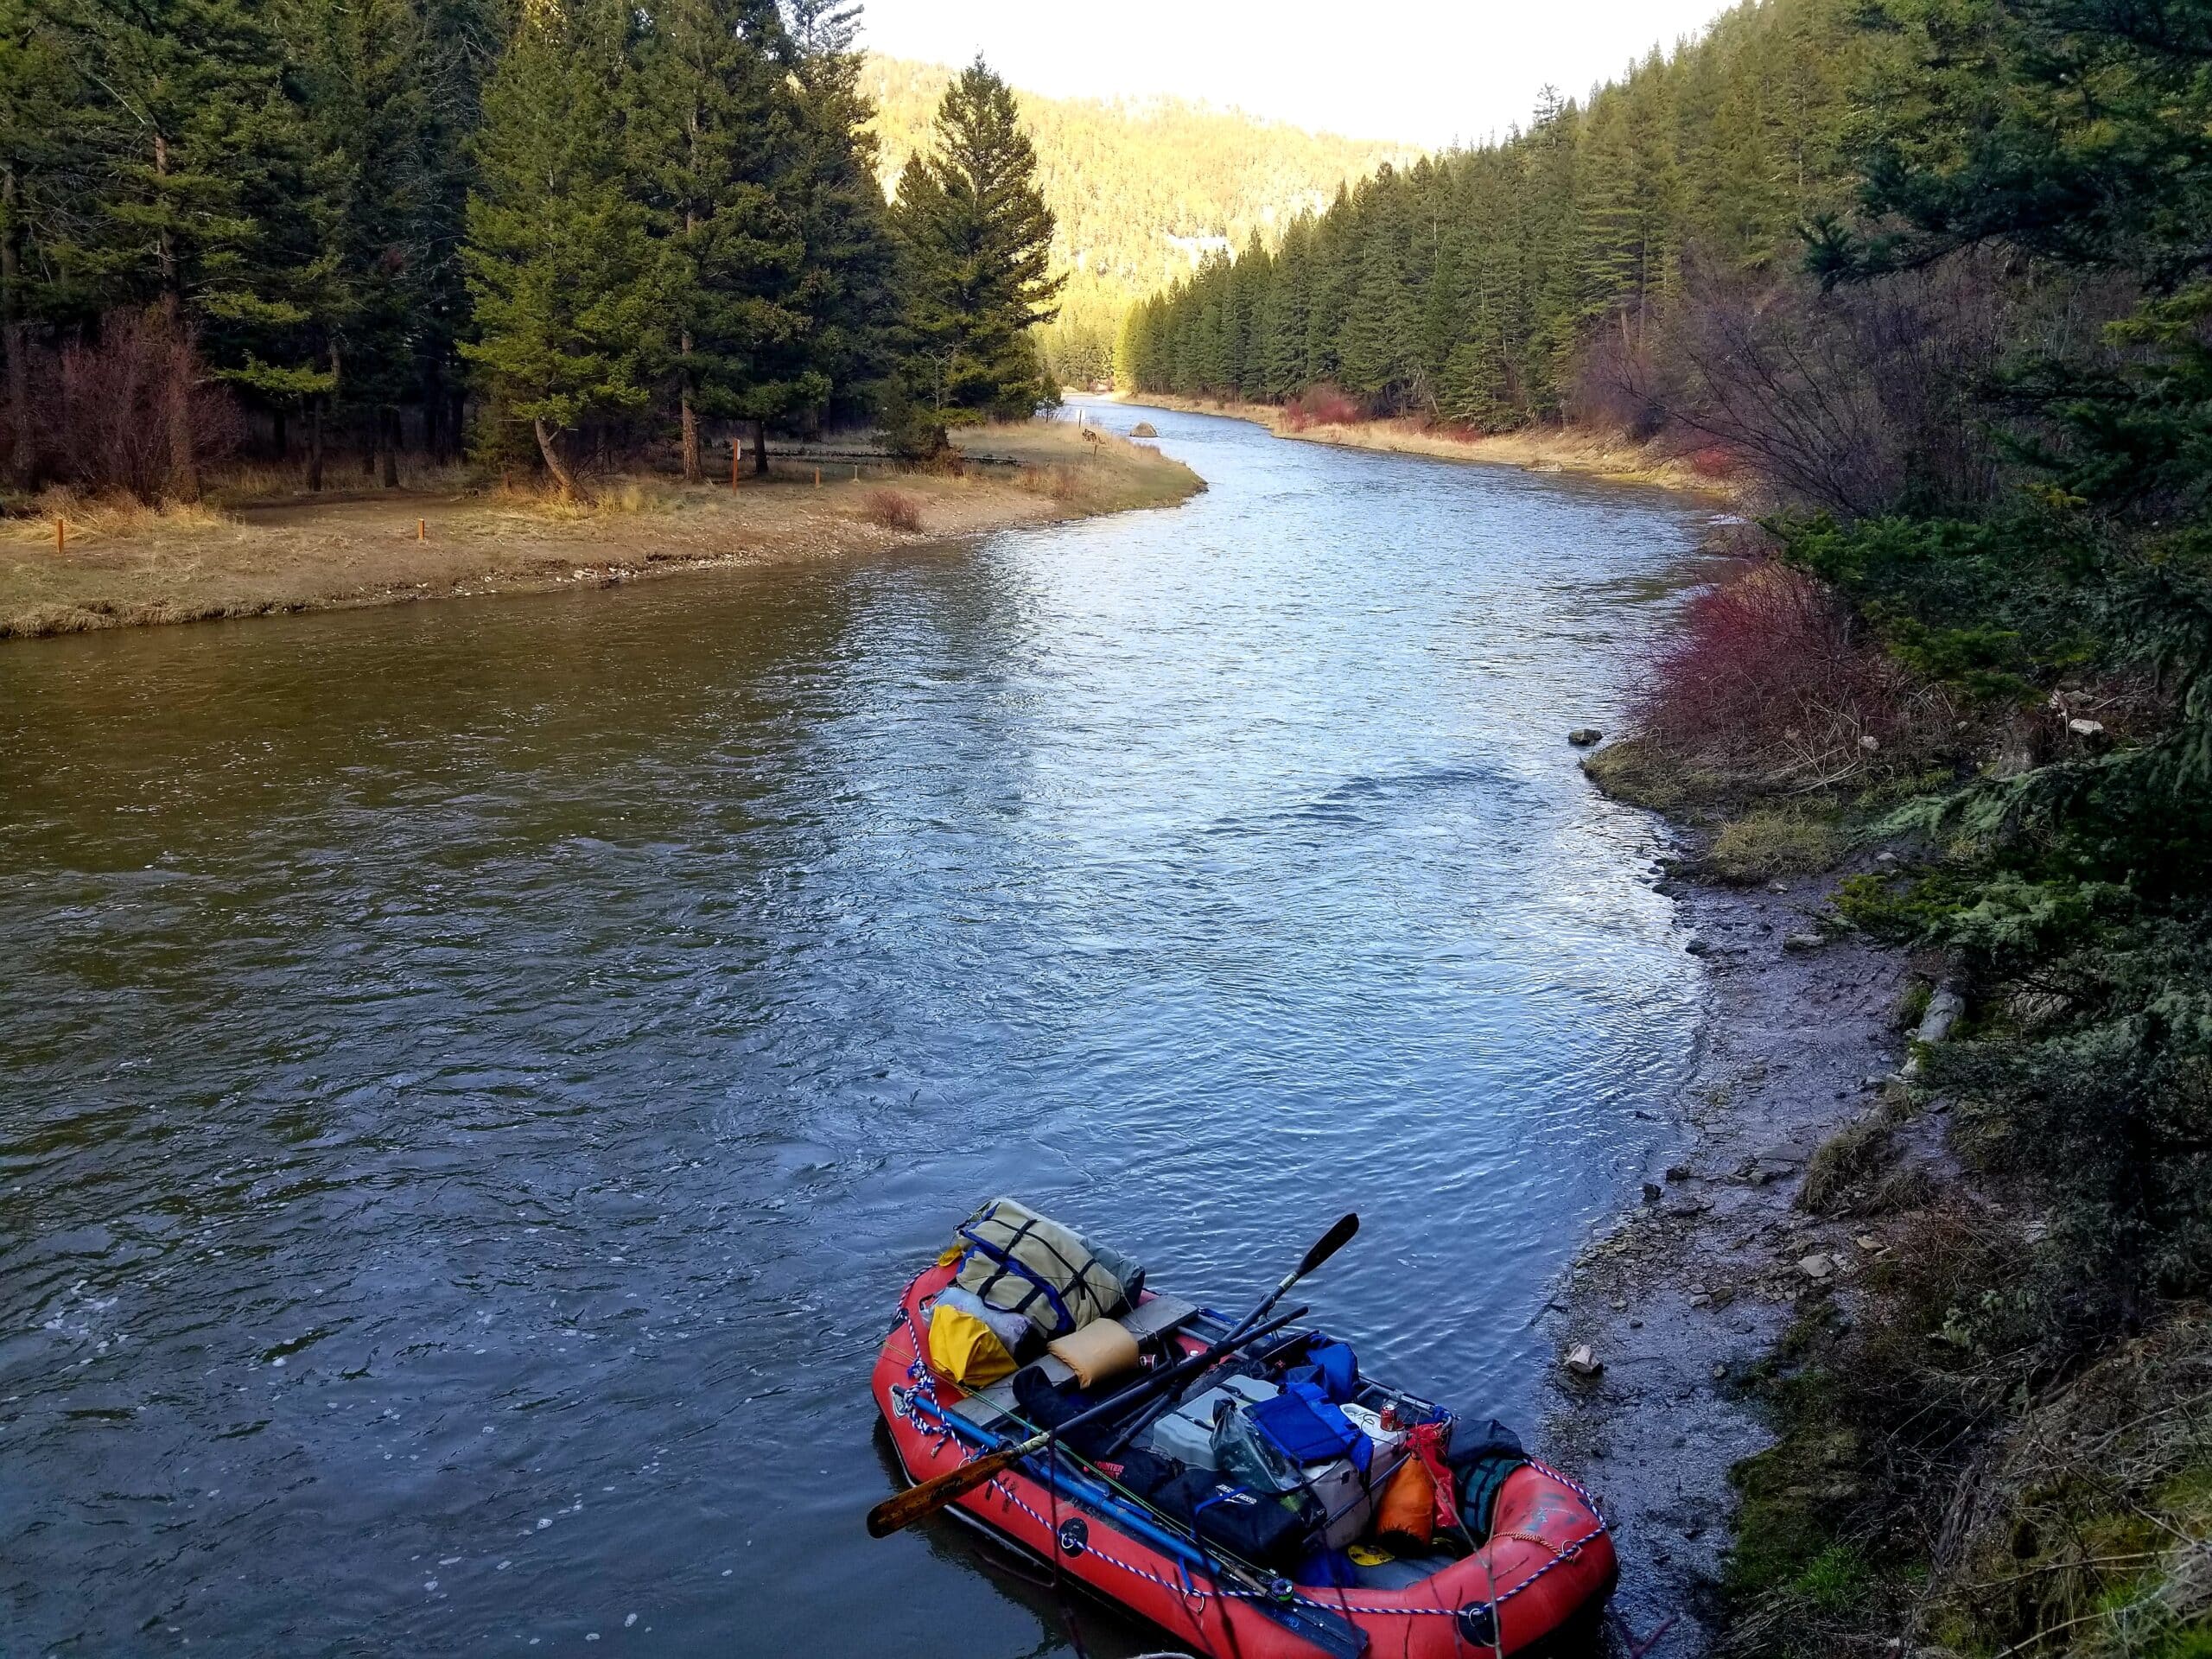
[867,1443,1021,1537]
[1296,1212,1360,1280]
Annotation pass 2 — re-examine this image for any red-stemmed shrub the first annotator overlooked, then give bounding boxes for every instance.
[1281,383,1362,430]
[1636,563,1948,788]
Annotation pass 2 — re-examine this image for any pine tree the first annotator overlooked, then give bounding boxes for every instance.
[629,0,798,481]
[0,0,81,483]
[40,0,329,497]
[891,57,1063,442]
[462,0,658,498]
[782,0,900,433]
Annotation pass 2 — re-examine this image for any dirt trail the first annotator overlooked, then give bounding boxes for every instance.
[1541,871,1917,1656]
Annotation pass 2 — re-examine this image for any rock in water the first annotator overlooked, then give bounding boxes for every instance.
[1567,728,1603,747]
[1129,421,1158,438]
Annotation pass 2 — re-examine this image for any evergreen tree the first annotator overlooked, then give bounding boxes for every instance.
[891,57,1063,442]
[39,0,328,497]
[782,0,901,433]
[629,0,798,480]
[462,0,658,498]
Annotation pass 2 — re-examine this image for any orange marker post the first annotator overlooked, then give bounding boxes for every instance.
[813,467,821,488]
[417,518,427,542]
[56,517,67,553]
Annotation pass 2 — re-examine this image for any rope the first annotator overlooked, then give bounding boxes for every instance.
[883,1279,1613,1633]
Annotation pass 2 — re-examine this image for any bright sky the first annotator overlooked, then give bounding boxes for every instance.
[855,0,1739,149]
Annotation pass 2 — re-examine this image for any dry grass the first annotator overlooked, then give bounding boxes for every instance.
[0,422,1202,641]
[1700,811,1843,884]
[1800,1112,1904,1215]
[207,456,481,505]
[973,417,1200,513]
[1581,736,1725,817]
[6,486,234,541]
[1923,1313,2212,1657]
[1118,392,1728,496]
[861,488,924,531]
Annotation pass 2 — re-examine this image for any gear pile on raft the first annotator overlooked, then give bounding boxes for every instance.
[869,1198,1618,1659]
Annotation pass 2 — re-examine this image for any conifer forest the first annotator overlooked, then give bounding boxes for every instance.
[0,0,1061,499]
[1131,3,2212,1647]
[6,0,2212,1654]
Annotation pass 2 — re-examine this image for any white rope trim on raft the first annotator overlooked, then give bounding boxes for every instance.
[883,1287,1611,1624]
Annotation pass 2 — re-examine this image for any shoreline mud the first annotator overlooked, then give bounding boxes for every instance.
[1541,859,1917,1656]
[0,424,1200,643]
[1116,392,1735,499]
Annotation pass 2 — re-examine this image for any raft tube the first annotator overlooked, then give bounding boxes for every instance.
[872,1263,1618,1658]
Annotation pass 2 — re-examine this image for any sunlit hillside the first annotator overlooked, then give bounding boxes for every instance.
[863,56,1421,385]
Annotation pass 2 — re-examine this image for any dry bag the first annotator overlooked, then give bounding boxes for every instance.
[951,1198,1140,1338]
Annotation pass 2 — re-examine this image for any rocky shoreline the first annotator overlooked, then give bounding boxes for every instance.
[1541,864,1923,1655]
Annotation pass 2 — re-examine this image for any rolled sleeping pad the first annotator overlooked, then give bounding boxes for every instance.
[1046,1318,1141,1389]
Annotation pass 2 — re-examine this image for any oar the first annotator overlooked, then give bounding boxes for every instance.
[1096,1210,1359,1459]
[867,1304,1307,1537]
[868,1209,1361,1539]
[1225,1211,1360,1350]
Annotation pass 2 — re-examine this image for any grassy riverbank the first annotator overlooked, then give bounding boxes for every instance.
[0,423,1198,642]
[1118,393,1733,498]
[1570,635,2212,1656]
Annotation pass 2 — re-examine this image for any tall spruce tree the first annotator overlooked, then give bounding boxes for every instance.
[462,0,658,498]
[41,0,328,498]
[891,57,1063,443]
[629,0,798,481]
[784,0,902,434]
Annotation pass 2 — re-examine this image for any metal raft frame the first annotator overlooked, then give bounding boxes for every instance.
[885,1289,1612,1659]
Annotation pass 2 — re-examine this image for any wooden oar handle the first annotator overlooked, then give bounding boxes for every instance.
[866,1440,1030,1537]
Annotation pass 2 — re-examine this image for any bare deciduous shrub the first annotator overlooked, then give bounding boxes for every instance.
[863,488,922,531]
[1669,257,2018,516]
[28,309,245,501]
[1281,383,1361,429]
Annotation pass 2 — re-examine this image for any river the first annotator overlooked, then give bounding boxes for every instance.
[0,402,1711,1656]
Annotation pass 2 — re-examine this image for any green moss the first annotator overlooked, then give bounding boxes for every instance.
[1700,811,1842,883]
[1725,1422,1865,1602]
[1794,1542,1874,1614]
[1580,737,1724,815]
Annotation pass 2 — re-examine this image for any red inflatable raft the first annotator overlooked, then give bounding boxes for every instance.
[873,1262,1618,1658]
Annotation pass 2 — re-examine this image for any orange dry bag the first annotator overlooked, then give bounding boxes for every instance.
[1375,1455,1436,1549]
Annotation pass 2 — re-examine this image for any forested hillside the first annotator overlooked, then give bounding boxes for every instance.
[0,0,1067,503]
[1120,0,1862,423]
[1128,3,2212,1656]
[863,56,1417,385]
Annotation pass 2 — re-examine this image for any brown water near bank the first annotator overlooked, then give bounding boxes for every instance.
[0,421,1198,641]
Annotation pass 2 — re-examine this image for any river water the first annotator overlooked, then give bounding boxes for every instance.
[0,403,1710,1656]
